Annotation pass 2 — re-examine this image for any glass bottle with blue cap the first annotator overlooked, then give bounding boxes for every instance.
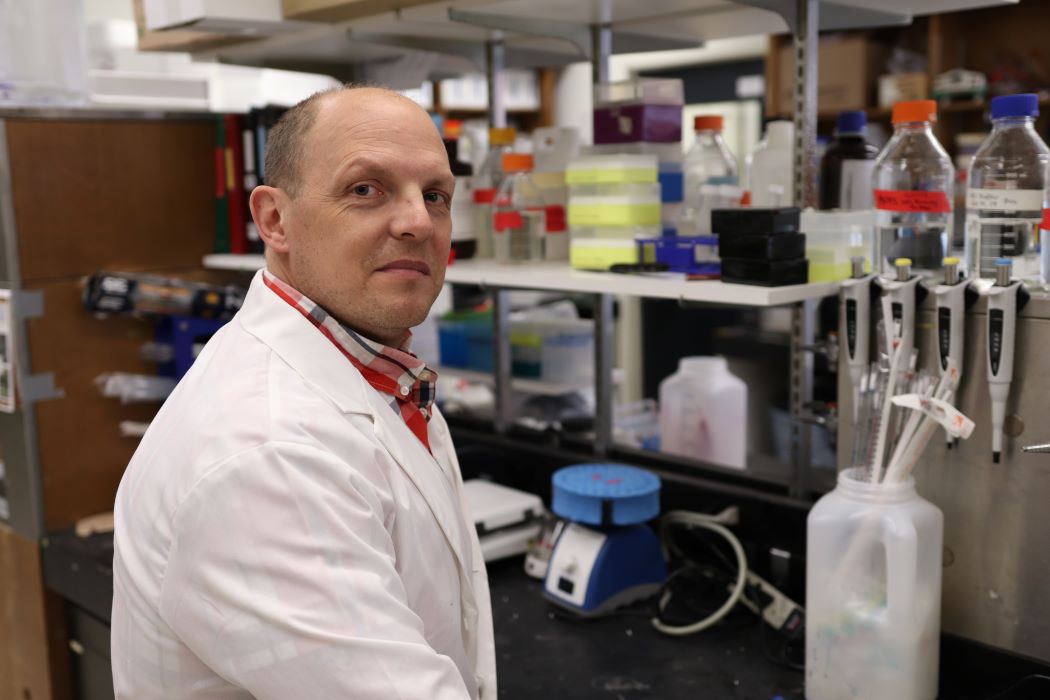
[543,464,667,615]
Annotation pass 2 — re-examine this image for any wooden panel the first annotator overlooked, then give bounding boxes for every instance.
[6,119,216,283]
[27,280,165,532]
[0,524,71,700]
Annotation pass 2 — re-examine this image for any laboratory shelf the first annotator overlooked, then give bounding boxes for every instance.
[203,254,840,306]
[443,259,840,306]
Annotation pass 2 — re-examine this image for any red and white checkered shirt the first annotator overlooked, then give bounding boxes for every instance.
[262,270,438,453]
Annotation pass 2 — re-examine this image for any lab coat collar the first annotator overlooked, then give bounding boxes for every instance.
[236,270,477,611]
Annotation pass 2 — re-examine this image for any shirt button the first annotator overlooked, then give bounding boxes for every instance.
[399,386,410,396]
[420,408,428,417]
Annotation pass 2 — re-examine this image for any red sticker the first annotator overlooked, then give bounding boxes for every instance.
[473,187,496,205]
[1041,208,1050,230]
[874,189,952,214]
[493,211,523,231]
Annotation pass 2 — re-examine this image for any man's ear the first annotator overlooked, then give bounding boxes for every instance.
[250,185,291,254]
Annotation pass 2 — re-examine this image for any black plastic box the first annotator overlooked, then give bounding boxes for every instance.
[711,207,800,236]
[718,233,806,261]
[720,257,809,286]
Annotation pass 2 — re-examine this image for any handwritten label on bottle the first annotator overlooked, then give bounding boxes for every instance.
[874,190,951,213]
[966,188,1044,212]
[1041,208,1050,230]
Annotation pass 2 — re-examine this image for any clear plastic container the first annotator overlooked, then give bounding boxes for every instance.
[965,93,1050,287]
[533,127,581,173]
[806,467,943,700]
[802,208,877,281]
[472,127,518,259]
[747,121,795,207]
[658,356,747,469]
[873,101,955,278]
[493,153,546,264]
[569,224,662,240]
[820,111,879,211]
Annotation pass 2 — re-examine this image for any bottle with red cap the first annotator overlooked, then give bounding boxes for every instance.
[473,127,518,259]
[681,115,738,235]
[873,100,955,277]
[493,153,547,264]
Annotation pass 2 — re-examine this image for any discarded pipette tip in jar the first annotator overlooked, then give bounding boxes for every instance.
[1022,443,1050,454]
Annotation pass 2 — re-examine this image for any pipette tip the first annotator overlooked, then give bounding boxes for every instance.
[993,451,1001,464]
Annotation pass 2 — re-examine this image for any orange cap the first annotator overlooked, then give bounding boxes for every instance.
[489,127,517,146]
[502,153,533,172]
[892,100,937,125]
[694,115,723,131]
[443,119,463,139]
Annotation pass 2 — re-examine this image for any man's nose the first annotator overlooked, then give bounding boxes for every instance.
[390,190,435,241]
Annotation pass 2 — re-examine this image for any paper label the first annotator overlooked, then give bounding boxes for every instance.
[840,160,876,210]
[1041,208,1050,230]
[874,189,951,213]
[966,188,1044,213]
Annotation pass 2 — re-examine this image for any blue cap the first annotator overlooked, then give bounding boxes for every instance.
[995,258,1012,265]
[991,94,1039,120]
[836,110,867,134]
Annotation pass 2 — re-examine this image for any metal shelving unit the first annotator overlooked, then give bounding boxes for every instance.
[197,0,1015,500]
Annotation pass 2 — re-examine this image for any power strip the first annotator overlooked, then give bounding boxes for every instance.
[736,570,805,639]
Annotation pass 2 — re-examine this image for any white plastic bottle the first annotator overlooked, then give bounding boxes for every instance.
[658,357,746,469]
[747,120,794,207]
[682,115,738,235]
[806,467,943,700]
[873,100,955,278]
[966,93,1050,287]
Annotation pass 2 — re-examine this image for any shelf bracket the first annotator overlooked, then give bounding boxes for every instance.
[731,0,910,33]
[346,30,487,69]
[448,9,592,59]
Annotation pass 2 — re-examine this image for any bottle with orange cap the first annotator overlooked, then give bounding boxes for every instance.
[493,153,547,264]
[873,100,955,278]
[681,115,739,235]
[473,127,518,259]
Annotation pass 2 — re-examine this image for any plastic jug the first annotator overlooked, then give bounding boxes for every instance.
[747,121,794,207]
[658,356,746,469]
[806,467,943,700]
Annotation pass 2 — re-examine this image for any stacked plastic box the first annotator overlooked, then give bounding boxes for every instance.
[592,78,684,238]
[714,207,809,286]
[566,154,662,270]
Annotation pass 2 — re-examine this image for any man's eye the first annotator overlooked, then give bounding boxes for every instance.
[425,192,450,206]
[352,184,376,196]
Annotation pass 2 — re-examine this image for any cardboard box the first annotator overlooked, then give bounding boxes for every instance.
[776,37,888,116]
[878,73,929,110]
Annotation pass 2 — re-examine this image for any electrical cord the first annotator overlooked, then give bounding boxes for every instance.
[982,674,1050,700]
[651,510,748,636]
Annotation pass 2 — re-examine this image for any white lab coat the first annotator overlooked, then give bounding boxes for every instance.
[111,270,497,699]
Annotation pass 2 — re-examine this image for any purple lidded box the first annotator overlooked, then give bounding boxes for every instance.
[593,78,684,145]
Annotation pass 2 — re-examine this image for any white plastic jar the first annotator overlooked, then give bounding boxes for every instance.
[658,356,746,469]
[806,467,943,700]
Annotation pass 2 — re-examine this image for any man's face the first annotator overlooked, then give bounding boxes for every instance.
[281,91,453,345]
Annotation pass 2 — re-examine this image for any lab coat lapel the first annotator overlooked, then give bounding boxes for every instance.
[367,386,476,600]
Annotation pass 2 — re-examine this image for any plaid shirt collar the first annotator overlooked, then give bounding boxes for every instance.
[261,270,438,453]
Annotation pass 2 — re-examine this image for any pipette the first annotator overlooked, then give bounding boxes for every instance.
[985,258,1029,464]
[932,257,975,448]
[878,258,925,373]
[840,257,876,420]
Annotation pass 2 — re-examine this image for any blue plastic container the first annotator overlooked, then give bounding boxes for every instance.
[637,236,720,276]
[551,464,661,526]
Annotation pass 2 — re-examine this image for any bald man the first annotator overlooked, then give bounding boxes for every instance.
[112,86,497,699]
